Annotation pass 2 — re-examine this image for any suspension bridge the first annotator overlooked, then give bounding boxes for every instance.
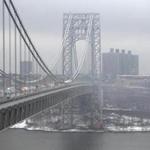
[0,0,150,132]
[0,0,103,131]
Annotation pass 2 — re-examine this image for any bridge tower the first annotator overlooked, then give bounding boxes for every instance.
[62,13,101,80]
[62,13,103,129]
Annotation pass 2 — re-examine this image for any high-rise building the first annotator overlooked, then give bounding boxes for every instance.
[20,61,33,75]
[102,48,139,80]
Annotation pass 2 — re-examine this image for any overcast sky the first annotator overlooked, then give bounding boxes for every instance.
[1,0,150,74]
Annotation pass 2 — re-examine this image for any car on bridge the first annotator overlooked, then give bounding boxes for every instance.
[64,79,72,84]
[4,87,15,99]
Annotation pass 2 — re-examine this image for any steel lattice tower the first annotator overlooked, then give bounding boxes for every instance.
[62,13,101,80]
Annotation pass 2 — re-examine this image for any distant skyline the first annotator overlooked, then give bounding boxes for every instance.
[0,0,150,74]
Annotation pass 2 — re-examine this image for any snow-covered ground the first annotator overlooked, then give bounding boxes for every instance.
[10,113,150,132]
[11,120,27,129]
[105,125,150,132]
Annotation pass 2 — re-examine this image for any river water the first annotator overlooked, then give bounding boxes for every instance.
[0,129,150,150]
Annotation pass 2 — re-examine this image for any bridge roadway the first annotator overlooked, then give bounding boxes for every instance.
[0,82,93,131]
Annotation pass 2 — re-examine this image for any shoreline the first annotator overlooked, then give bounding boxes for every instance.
[10,126,150,133]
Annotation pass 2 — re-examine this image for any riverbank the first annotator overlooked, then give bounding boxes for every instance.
[11,120,150,133]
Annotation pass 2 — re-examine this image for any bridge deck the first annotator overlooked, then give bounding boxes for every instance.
[0,84,84,109]
[0,83,93,132]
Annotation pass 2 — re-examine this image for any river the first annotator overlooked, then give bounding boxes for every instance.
[0,129,150,150]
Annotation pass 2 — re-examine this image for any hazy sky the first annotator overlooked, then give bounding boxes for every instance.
[1,0,150,74]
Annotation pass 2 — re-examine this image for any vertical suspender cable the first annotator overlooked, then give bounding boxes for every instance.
[35,57,38,90]
[9,0,12,87]
[24,43,26,89]
[2,0,6,97]
[14,18,17,97]
[28,44,31,93]
[19,30,22,91]
[32,54,35,91]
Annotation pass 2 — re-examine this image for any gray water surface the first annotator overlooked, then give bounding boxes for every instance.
[0,129,150,150]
